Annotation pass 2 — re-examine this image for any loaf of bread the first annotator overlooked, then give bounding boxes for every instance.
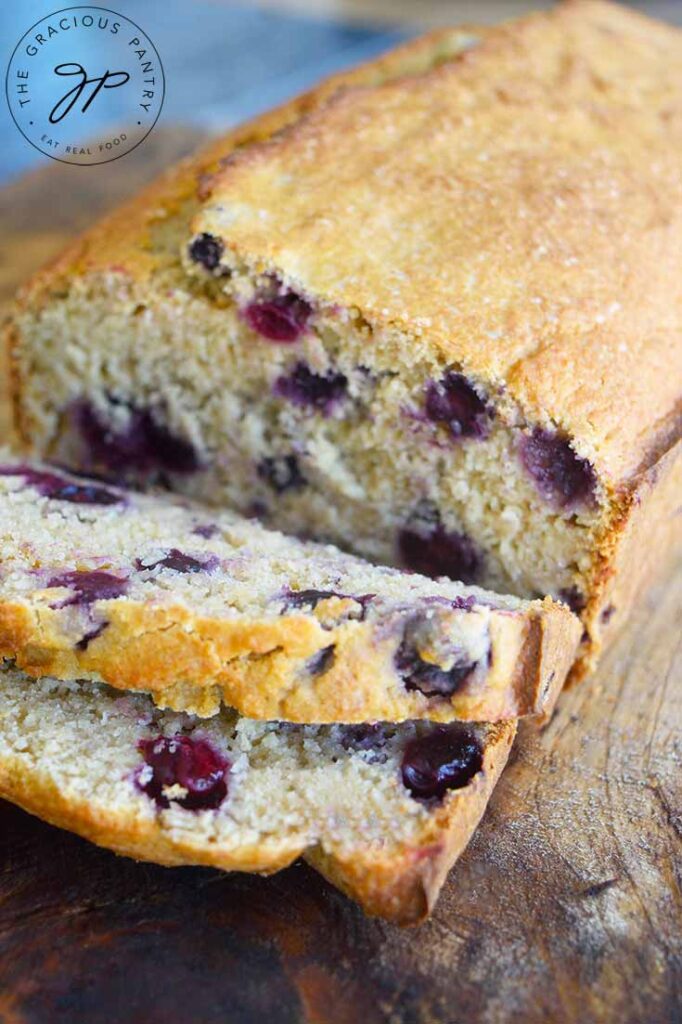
[0,664,515,923]
[7,1,682,683]
[0,454,578,721]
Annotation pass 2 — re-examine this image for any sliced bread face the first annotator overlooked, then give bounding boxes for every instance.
[0,456,579,722]
[0,665,515,923]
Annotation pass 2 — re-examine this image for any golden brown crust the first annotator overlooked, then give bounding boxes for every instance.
[0,716,514,925]
[0,592,579,722]
[195,0,682,488]
[510,598,580,721]
[571,438,682,681]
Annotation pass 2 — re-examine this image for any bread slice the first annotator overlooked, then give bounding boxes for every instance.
[0,664,515,923]
[0,456,578,721]
[7,2,681,685]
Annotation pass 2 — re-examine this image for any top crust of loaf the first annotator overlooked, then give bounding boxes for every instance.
[193,0,682,489]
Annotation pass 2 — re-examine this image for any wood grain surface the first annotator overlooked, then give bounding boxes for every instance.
[0,129,680,1024]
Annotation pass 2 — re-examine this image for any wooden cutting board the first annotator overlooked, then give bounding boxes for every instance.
[0,130,680,1024]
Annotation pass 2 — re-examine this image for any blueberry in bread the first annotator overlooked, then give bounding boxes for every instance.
[0,665,515,923]
[0,454,578,721]
[7,2,682,682]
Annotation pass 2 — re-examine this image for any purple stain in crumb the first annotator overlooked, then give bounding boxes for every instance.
[136,734,230,811]
[284,589,341,610]
[244,285,312,343]
[192,523,219,540]
[339,723,388,752]
[282,588,373,620]
[399,519,482,584]
[136,549,219,574]
[188,233,225,272]
[257,454,307,494]
[401,725,483,802]
[306,644,336,676]
[47,570,128,607]
[76,621,108,651]
[424,372,493,440]
[0,465,122,506]
[274,362,348,415]
[520,429,597,509]
[75,400,200,476]
[601,604,616,625]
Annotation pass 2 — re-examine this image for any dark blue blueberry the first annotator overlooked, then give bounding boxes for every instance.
[188,233,225,272]
[399,517,482,584]
[76,621,108,650]
[558,586,586,615]
[274,362,348,415]
[136,734,230,811]
[75,400,200,476]
[282,589,373,620]
[192,523,219,539]
[424,372,493,440]
[49,480,122,505]
[601,603,615,625]
[284,589,341,610]
[245,287,312,343]
[339,723,388,752]
[396,622,476,698]
[246,500,268,520]
[520,429,596,508]
[401,725,483,802]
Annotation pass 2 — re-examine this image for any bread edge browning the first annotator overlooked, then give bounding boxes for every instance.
[509,597,581,721]
[572,436,682,681]
[0,594,579,722]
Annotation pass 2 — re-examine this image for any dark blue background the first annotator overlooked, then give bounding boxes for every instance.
[1,0,408,182]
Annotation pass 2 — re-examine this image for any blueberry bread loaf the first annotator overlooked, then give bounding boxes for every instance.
[0,456,578,721]
[7,2,682,680]
[0,665,515,923]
